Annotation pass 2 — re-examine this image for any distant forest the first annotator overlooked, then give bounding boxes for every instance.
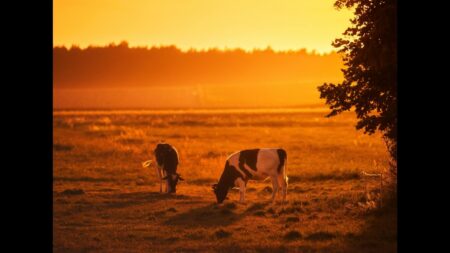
[54,42,343,89]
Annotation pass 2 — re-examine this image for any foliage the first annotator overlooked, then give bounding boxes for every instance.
[318,0,397,161]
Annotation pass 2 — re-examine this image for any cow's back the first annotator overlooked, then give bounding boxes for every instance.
[226,148,283,179]
[155,143,179,174]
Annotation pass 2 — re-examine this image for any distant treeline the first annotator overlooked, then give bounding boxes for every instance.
[54,42,343,88]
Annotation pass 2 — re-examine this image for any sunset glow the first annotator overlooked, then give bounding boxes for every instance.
[53,0,353,53]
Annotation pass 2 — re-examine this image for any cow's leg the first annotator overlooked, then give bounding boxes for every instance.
[270,176,279,203]
[162,170,169,193]
[278,173,288,204]
[155,165,162,193]
[237,178,246,203]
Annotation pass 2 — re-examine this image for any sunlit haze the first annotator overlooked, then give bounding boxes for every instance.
[54,0,353,53]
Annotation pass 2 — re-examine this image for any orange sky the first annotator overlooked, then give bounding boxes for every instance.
[53,0,352,109]
[53,0,353,53]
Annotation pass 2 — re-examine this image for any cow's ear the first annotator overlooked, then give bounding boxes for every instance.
[178,175,184,181]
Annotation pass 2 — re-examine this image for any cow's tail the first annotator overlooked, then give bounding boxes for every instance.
[142,160,153,168]
[284,156,288,185]
[284,157,288,185]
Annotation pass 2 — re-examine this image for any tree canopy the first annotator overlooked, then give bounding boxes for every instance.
[318,0,397,161]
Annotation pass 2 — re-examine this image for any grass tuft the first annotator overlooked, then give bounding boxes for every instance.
[220,208,233,215]
[306,231,336,241]
[224,202,237,209]
[286,216,300,222]
[246,202,267,212]
[61,189,84,195]
[54,143,74,151]
[284,230,302,240]
[215,229,232,239]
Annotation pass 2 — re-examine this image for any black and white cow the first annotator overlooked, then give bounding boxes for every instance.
[152,143,183,193]
[212,148,288,204]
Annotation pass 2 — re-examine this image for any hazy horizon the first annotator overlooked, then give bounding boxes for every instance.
[53,44,344,109]
[53,103,329,113]
[54,42,339,55]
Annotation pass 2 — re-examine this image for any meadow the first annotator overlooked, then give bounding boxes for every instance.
[53,109,396,253]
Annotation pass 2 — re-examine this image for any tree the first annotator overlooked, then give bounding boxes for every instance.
[318,0,397,164]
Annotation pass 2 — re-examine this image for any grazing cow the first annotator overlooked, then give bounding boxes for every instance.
[212,148,287,204]
[146,143,183,193]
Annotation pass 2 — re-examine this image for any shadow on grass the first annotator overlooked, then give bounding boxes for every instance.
[341,205,397,253]
[62,192,194,215]
[214,244,289,253]
[54,176,115,182]
[164,203,247,227]
[188,178,216,185]
[318,202,397,253]
[101,192,193,209]
[111,191,191,201]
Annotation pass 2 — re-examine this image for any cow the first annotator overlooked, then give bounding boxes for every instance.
[212,148,288,204]
[143,143,183,193]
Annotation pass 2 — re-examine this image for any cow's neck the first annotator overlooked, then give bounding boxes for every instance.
[218,161,244,189]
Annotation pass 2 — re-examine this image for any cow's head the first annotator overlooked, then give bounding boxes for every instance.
[212,183,228,204]
[162,173,184,193]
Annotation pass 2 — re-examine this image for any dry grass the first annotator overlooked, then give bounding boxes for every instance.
[53,110,396,252]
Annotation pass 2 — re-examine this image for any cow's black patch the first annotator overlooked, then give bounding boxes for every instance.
[239,163,254,180]
[154,143,180,193]
[277,148,287,173]
[214,161,242,203]
[238,149,259,178]
[154,143,179,175]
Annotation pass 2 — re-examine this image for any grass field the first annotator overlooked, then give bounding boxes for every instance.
[53,109,396,253]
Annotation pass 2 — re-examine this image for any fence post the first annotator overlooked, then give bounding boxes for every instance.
[361,171,383,208]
